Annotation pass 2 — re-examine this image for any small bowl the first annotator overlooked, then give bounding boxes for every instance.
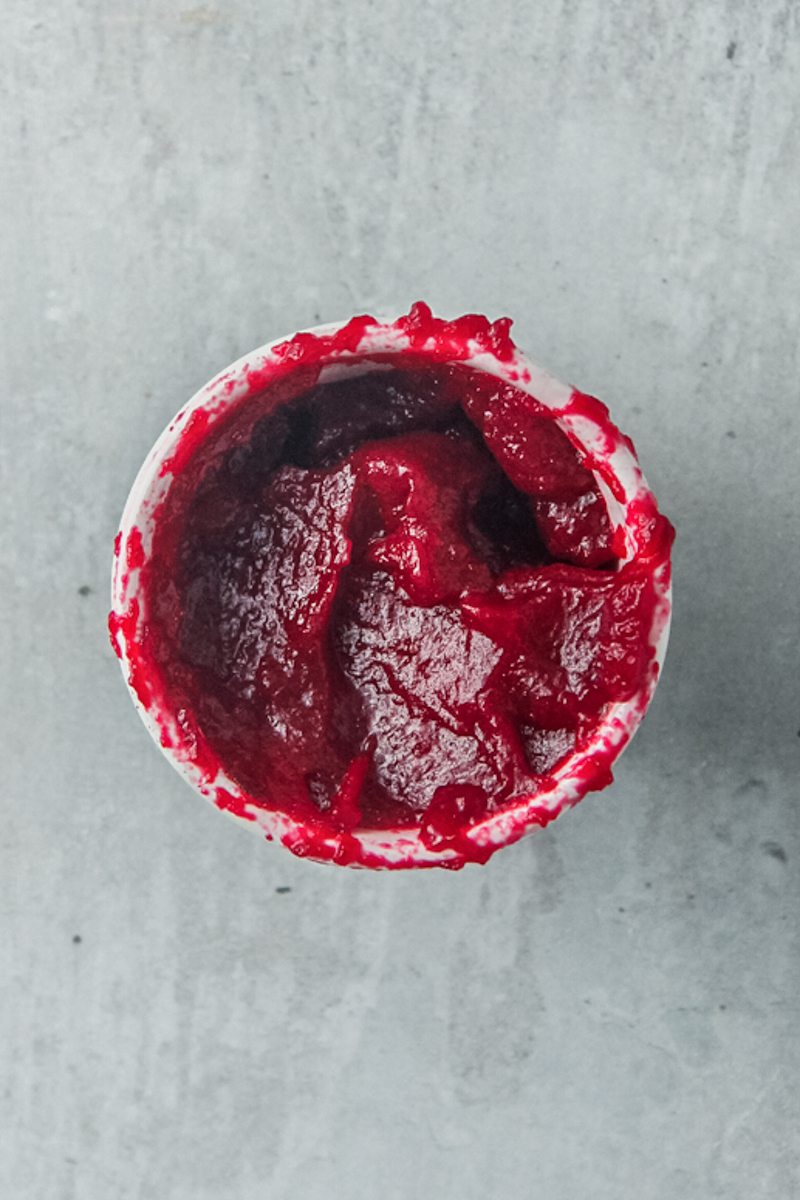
[110,303,673,869]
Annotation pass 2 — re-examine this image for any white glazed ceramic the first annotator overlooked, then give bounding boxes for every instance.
[110,308,672,869]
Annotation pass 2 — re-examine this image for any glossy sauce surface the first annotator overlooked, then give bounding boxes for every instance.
[139,363,661,847]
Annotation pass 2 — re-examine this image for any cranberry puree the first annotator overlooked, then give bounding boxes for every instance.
[135,361,666,853]
[110,304,674,867]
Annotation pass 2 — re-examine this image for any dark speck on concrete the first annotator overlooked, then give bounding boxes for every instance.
[762,841,787,864]
[687,893,695,901]
[719,1004,727,1011]
[726,430,736,439]
[644,881,652,889]
[78,585,92,596]
[618,906,626,913]
[72,934,82,944]
[735,777,767,797]
[726,40,737,61]
[275,886,292,894]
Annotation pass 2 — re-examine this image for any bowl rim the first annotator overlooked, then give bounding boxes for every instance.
[110,306,673,869]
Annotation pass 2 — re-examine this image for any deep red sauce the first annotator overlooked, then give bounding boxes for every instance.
[110,304,674,866]
[126,359,669,849]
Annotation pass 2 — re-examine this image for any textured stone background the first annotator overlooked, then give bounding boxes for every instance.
[2,1,799,1197]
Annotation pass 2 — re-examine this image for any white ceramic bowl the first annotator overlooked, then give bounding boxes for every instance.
[110,304,673,869]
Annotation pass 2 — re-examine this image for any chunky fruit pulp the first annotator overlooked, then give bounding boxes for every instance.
[148,365,655,845]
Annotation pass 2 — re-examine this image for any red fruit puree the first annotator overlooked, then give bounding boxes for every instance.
[124,354,671,858]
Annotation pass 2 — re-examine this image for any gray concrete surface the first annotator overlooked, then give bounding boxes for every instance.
[2,1,799,1197]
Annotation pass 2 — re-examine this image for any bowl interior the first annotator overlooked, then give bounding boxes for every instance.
[111,313,672,869]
